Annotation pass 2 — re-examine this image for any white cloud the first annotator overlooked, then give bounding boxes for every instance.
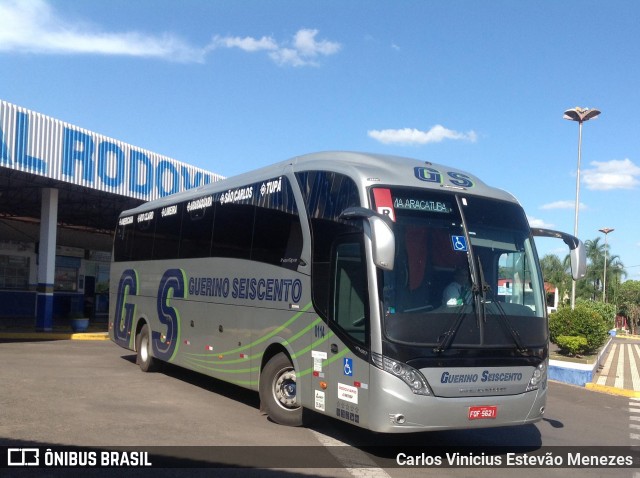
[0,0,206,62]
[209,35,278,53]
[0,1,340,67]
[582,158,640,190]
[210,29,341,67]
[367,125,478,146]
[540,200,587,211]
[527,216,554,229]
[293,29,340,57]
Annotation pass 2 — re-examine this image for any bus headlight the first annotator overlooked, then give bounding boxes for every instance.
[382,357,432,396]
[526,360,547,392]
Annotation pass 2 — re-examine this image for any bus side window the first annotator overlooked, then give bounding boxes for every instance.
[332,239,368,345]
[154,205,182,260]
[114,221,134,262]
[211,199,254,260]
[179,200,214,259]
[132,215,155,261]
[252,177,303,270]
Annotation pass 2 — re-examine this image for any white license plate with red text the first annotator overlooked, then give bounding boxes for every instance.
[468,405,497,420]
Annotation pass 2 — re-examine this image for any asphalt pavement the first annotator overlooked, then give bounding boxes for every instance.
[1,327,639,398]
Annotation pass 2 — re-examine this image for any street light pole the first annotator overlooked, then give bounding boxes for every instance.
[563,107,601,309]
[599,227,614,302]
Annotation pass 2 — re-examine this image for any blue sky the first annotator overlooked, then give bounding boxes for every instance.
[1,0,640,279]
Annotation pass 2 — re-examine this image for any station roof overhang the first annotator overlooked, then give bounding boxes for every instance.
[0,167,145,251]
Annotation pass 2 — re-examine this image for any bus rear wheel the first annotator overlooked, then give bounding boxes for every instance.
[136,324,159,373]
[259,352,303,427]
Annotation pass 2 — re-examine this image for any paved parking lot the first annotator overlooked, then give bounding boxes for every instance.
[0,339,351,477]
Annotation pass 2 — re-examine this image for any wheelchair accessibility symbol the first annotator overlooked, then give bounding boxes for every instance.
[451,235,468,252]
[344,358,353,376]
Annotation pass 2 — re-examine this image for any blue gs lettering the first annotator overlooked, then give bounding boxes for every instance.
[113,269,139,348]
[153,269,186,362]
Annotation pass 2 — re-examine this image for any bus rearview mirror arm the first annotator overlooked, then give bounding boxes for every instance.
[340,207,395,271]
[531,227,586,281]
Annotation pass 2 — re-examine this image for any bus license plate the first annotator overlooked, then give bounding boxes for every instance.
[468,406,497,420]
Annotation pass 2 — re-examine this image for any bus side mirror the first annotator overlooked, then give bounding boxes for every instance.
[569,240,586,281]
[531,228,587,280]
[369,215,395,271]
[340,207,395,271]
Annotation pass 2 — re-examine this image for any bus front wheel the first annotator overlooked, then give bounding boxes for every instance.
[136,324,159,373]
[259,352,303,427]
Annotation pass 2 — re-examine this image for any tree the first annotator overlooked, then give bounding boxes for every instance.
[578,237,625,302]
[540,254,570,306]
[618,280,640,334]
[537,235,627,306]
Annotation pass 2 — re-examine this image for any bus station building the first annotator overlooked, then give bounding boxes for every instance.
[0,100,222,330]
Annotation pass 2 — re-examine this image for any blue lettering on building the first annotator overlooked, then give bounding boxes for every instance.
[0,108,213,200]
[16,112,47,173]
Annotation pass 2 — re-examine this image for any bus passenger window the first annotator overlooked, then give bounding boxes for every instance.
[252,177,303,269]
[211,198,254,260]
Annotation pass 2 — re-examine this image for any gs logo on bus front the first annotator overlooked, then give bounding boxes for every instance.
[414,167,474,188]
[114,268,186,362]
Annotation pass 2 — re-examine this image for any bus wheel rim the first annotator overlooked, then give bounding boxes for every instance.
[273,368,297,409]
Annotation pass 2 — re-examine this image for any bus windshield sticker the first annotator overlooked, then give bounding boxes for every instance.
[393,197,452,214]
[451,235,468,252]
[372,188,395,221]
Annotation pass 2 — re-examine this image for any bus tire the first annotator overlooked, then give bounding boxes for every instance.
[136,324,159,373]
[259,352,303,427]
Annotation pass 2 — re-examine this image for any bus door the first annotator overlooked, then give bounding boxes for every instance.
[318,235,371,427]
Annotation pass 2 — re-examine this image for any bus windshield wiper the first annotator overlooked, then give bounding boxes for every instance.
[490,300,528,354]
[434,195,482,354]
[477,258,528,354]
[433,303,471,353]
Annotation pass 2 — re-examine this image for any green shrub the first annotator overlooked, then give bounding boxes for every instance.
[549,303,610,354]
[555,335,588,356]
[576,299,616,330]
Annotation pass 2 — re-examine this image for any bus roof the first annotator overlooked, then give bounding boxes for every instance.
[119,151,518,217]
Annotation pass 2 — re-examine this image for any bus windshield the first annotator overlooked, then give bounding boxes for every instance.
[376,188,546,350]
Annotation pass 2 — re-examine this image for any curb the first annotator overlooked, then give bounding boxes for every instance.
[585,383,640,399]
[0,332,109,341]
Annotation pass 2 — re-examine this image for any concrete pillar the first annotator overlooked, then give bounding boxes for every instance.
[36,188,58,331]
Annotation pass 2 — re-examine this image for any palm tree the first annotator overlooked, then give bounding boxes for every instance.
[540,254,570,306]
[584,238,605,300]
[582,237,626,302]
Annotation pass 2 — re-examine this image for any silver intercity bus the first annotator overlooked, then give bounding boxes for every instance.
[109,152,585,433]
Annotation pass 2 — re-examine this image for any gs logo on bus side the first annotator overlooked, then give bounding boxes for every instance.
[153,269,186,361]
[114,268,186,361]
[113,269,138,348]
